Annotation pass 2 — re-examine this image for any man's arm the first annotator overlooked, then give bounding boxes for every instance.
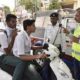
[31,37,44,41]
[4,29,17,54]
[72,27,80,44]
[14,33,48,61]
[31,46,43,50]
[72,36,79,43]
[19,53,48,61]
[63,27,70,35]
[31,37,44,45]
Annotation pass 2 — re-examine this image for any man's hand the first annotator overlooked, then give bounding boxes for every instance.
[72,36,79,43]
[63,27,69,34]
[37,54,48,59]
[11,29,17,40]
[4,29,18,54]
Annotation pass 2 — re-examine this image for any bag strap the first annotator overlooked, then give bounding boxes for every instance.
[4,30,8,38]
[0,29,8,38]
[0,29,8,47]
[52,26,60,45]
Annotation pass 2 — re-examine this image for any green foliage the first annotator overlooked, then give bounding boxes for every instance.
[3,6,11,16]
[49,0,60,10]
[20,0,33,10]
[19,0,39,11]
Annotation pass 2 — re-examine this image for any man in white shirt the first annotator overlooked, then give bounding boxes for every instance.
[0,14,27,80]
[44,12,64,53]
[13,19,48,80]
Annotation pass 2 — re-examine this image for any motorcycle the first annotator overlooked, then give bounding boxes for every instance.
[34,43,74,80]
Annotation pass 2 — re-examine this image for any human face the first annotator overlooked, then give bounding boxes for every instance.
[28,23,36,33]
[7,18,17,29]
[50,17,58,26]
[75,11,80,23]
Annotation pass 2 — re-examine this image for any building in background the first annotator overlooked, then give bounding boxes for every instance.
[58,0,75,8]
[73,0,80,9]
[41,0,51,11]
[58,0,80,10]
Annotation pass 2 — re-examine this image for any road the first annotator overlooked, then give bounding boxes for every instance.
[0,69,12,80]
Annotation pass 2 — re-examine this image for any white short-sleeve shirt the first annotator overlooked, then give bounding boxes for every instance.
[13,31,31,57]
[0,26,21,56]
[44,23,61,45]
[0,27,13,56]
[0,32,8,56]
[44,23,67,52]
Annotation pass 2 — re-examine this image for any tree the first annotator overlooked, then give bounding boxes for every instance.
[49,0,60,10]
[3,6,11,16]
[18,0,39,11]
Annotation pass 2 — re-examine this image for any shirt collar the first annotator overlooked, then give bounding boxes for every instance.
[22,30,30,40]
[51,22,59,28]
[5,26,15,37]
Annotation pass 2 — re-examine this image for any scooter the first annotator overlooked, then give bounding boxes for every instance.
[35,43,74,80]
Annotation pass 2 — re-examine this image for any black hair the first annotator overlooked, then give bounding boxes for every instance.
[23,19,35,30]
[6,14,17,22]
[76,8,80,11]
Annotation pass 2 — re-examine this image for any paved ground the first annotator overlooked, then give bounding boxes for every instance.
[0,68,12,80]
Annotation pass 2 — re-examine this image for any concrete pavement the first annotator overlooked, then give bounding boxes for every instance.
[0,68,12,80]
